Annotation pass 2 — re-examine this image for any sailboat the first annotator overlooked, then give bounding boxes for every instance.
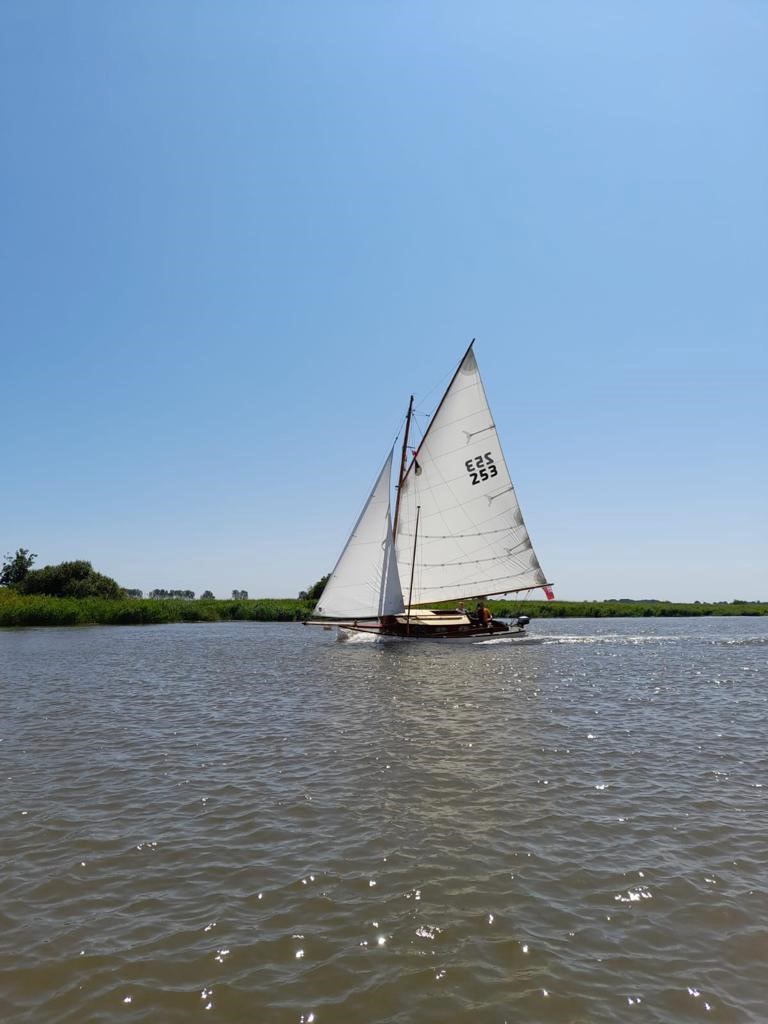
[308,342,553,640]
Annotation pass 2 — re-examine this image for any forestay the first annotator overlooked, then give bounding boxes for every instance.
[315,450,404,619]
[394,347,548,605]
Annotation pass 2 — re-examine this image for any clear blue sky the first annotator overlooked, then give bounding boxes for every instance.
[1,1,766,601]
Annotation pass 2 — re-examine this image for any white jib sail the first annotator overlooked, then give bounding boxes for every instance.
[395,346,548,605]
[315,449,404,619]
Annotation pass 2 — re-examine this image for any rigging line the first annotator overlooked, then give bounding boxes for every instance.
[394,345,471,480]
[322,449,397,595]
[401,400,527,575]
[398,498,520,529]
[404,524,523,569]
[400,481,514,570]
[398,526,524,539]
[401,340,474,488]
[411,346,470,421]
[410,411,428,446]
[383,387,423,457]
[409,479,529,562]
[387,409,406,453]
[406,469,483,570]
[399,483,517,530]
[415,570,548,591]
[417,539,534,568]
[416,541,536,571]
[419,553,532,568]
[319,431,402,595]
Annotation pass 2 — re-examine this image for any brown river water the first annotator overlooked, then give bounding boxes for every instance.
[1,618,766,1023]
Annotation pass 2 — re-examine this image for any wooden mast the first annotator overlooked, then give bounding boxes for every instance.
[392,394,414,541]
[405,504,421,634]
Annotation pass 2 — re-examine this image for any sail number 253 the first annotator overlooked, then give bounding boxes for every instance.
[465,452,498,485]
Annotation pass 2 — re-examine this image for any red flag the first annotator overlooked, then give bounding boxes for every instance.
[543,586,555,601]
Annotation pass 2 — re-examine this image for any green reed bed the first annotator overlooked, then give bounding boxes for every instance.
[1,591,765,628]
[483,599,768,618]
[0,592,315,628]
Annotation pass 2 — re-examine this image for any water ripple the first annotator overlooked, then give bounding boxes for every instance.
[1,617,766,1022]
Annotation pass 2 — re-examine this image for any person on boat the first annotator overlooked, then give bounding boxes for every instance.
[455,600,467,615]
[476,601,492,629]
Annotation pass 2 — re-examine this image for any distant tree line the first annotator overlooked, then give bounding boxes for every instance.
[130,588,251,600]
[124,589,219,600]
[1,548,256,603]
[139,590,249,600]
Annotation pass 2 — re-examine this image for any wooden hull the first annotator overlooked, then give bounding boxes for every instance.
[306,609,531,642]
[335,619,524,641]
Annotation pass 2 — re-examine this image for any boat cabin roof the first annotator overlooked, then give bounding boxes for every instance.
[395,610,471,627]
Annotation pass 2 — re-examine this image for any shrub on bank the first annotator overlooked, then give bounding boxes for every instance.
[16,560,123,599]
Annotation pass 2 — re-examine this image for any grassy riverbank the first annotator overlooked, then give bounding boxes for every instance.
[484,599,768,618]
[0,592,315,627]
[0,591,766,627]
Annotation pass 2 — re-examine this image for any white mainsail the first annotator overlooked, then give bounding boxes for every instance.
[394,346,548,605]
[315,449,404,619]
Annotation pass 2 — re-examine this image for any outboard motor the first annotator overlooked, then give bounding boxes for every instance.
[515,614,530,628]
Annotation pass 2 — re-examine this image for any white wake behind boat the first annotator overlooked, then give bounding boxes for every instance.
[308,342,553,640]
